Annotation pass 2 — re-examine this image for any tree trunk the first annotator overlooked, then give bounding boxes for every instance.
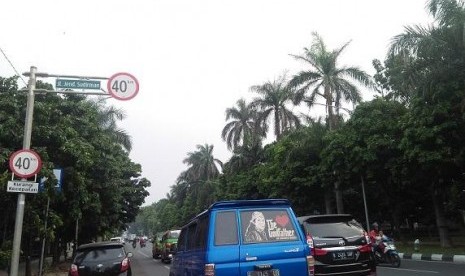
[274,110,280,139]
[335,181,344,214]
[324,189,333,214]
[431,186,452,247]
[52,239,61,265]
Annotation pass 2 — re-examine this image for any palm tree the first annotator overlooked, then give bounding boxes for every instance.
[289,32,373,131]
[224,143,265,174]
[183,144,223,181]
[93,100,132,152]
[250,75,301,140]
[289,32,373,214]
[222,98,264,151]
[388,0,465,248]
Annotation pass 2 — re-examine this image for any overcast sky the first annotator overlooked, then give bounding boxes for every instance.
[1,0,431,205]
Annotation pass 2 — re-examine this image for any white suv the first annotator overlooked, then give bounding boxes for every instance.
[110,237,125,245]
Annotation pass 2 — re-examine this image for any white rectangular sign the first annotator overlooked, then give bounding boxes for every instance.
[7,181,39,194]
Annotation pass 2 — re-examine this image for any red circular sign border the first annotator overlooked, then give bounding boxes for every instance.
[9,149,43,178]
[107,72,140,101]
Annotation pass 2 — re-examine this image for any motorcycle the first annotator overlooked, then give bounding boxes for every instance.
[132,240,137,249]
[140,240,146,248]
[373,236,401,267]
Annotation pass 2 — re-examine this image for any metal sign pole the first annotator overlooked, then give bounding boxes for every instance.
[10,66,37,276]
[38,197,50,276]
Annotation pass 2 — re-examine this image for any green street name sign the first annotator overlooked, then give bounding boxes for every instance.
[56,79,101,90]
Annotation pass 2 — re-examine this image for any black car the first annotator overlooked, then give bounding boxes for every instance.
[298,214,376,276]
[69,242,133,276]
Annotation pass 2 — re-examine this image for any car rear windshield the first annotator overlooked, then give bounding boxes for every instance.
[303,220,363,238]
[169,230,180,238]
[75,247,125,262]
[240,209,298,244]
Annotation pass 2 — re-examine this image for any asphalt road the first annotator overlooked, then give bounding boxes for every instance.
[126,242,170,276]
[377,259,465,276]
[125,242,465,276]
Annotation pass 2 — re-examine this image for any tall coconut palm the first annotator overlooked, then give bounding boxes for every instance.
[289,32,373,214]
[183,144,223,181]
[222,98,265,151]
[250,75,301,140]
[289,32,373,131]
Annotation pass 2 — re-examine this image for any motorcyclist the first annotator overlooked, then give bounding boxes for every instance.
[140,237,146,247]
[369,222,385,255]
[132,238,137,248]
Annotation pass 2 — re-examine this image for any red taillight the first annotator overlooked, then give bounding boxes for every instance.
[121,257,129,272]
[314,247,328,256]
[205,263,215,276]
[359,244,373,253]
[69,264,79,276]
[363,231,371,244]
[306,255,315,276]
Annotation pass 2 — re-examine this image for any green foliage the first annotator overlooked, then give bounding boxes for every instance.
[0,76,150,252]
[136,3,465,248]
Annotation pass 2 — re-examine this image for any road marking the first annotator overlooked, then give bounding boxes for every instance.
[164,265,170,270]
[138,251,150,258]
[383,267,439,274]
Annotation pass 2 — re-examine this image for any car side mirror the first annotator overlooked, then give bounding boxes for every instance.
[127,252,133,258]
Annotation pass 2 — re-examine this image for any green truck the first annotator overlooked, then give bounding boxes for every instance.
[159,229,181,263]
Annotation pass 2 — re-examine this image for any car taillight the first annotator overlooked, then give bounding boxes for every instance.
[69,264,79,276]
[314,248,328,256]
[121,257,129,272]
[363,231,370,244]
[358,244,373,253]
[306,255,315,276]
[205,263,215,276]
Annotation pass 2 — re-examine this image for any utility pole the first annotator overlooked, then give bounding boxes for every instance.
[10,66,37,276]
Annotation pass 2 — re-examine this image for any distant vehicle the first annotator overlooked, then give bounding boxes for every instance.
[69,241,133,276]
[110,237,125,245]
[128,234,136,241]
[160,229,181,263]
[298,214,376,276]
[152,234,163,259]
[170,199,313,276]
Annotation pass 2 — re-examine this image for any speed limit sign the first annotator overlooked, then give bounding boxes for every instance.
[107,72,139,101]
[9,149,42,178]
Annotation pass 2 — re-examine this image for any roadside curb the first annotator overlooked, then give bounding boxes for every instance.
[399,253,465,263]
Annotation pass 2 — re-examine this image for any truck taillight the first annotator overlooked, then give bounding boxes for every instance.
[306,234,315,255]
[205,263,215,276]
[69,264,79,276]
[306,255,315,276]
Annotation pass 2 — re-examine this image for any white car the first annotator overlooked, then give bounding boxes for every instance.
[110,237,125,244]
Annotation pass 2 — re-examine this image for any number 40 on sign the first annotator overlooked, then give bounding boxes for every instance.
[107,72,139,101]
[9,149,42,178]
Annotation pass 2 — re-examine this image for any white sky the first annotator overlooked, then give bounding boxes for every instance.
[1,0,430,206]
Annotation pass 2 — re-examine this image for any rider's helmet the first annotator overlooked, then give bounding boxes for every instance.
[372,222,379,229]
